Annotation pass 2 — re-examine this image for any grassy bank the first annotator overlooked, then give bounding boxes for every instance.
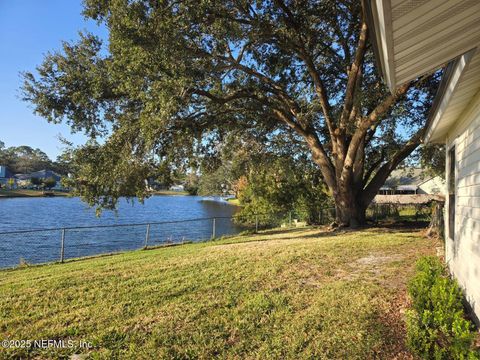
[0,227,437,359]
[150,190,190,196]
[0,189,69,198]
[0,189,188,198]
[226,198,240,206]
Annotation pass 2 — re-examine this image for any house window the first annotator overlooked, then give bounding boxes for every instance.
[448,146,456,240]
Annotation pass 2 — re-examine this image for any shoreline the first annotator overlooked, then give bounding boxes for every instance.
[226,198,240,206]
[0,190,243,200]
[0,190,191,199]
[0,190,70,198]
[150,190,190,196]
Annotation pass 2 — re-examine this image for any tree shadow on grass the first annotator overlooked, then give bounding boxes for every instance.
[217,222,430,249]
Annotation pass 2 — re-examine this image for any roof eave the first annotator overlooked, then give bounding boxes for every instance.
[424,50,476,144]
[365,0,396,93]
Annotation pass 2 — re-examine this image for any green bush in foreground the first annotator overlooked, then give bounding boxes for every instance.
[406,256,479,359]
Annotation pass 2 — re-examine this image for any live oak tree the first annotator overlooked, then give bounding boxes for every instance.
[22,0,439,226]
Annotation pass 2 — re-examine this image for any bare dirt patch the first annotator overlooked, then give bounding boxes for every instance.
[356,254,404,266]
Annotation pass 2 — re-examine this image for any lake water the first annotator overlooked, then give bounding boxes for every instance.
[0,196,242,268]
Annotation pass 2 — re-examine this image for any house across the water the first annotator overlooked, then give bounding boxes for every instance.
[14,169,62,189]
[367,0,480,324]
[169,184,185,192]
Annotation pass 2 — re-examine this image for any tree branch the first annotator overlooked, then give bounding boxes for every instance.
[341,82,411,179]
[339,21,368,130]
[362,150,385,187]
[273,0,337,152]
[191,88,256,104]
[352,136,365,190]
[272,108,336,190]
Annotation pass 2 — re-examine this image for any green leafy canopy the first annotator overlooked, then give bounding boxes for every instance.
[21,0,440,217]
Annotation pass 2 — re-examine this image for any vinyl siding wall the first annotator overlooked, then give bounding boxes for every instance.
[446,90,480,324]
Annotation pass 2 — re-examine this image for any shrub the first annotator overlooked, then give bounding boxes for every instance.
[408,256,445,314]
[406,256,479,359]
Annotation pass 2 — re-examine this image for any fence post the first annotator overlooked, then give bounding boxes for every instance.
[212,218,216,239]
[144,223,151,248]
[255,214,258,233]
[60,228,65,263]
[289,211,292,227]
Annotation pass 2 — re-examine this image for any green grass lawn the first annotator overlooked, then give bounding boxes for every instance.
[0,227,437,359]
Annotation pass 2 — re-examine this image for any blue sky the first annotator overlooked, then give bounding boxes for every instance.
[0,0,107,160]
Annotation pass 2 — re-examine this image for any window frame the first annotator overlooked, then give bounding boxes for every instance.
[447,143,456,241]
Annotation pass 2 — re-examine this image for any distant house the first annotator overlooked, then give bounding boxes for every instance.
[169,184,185,192]
[417,177,447,196]
[13,173,31,187]
[0,165,15,188]
[28,170,61,182]
[14,169,62,189]
[379,168,446,195]
[367,0,480,323]
[0,165,7,185]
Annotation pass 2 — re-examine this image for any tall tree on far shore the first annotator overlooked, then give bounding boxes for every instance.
[0,146,51,174]
[22,0,439,226]
[0,142,70,175]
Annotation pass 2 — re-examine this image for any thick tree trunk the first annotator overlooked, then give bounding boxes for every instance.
[308,127,424,228]
[334,189,366,228]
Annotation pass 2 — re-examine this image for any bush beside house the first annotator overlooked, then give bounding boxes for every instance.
[406,256,479,359]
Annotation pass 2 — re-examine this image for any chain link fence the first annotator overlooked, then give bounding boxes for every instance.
[0,209,336,269]
[366,203,435,222]
[0,204,440,269]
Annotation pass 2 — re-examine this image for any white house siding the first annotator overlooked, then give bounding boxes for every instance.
[445,90,480,323]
